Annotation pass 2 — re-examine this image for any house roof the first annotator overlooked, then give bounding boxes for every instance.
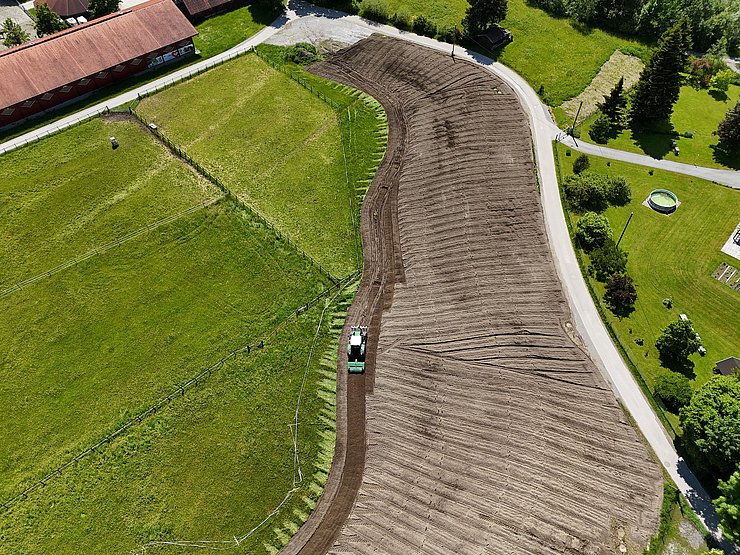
[0,0,197,111]
[34,0,90,18]
[716,356,740,376]
[181,0,233,16]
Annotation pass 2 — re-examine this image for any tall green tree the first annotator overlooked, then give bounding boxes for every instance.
[598,77,627,126]
[2,18,29,47]
[88,0,120,18]
[716,466,740,542]
[630,17,692,124]
[655,319,700,366]
[679,375,740,477]
[34,3,66,37]
[463,0,507,36]
[716,101,740,152]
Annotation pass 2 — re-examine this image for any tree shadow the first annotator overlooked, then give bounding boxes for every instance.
[608,303,636,318]
[708,89,728,102]
[710,143,740,170]
[659,354,696,380]
[569,19,595,36]
[630,119,676,160]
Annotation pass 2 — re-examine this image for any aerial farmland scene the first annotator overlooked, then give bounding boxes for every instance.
[1,0,739,551]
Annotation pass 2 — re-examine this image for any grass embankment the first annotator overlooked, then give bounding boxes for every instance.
[0,4,275,144]
[0,49,386,553]
[580,84,740,170]
[555,143,740,425]
[137,52,362,277]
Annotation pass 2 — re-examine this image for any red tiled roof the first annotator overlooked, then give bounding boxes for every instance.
[0,0,197,110]
[181,0,233,16]
[33,0,90,18]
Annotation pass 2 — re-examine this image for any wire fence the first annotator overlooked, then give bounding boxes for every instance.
[130,108,340,284]
[0,197,222,299]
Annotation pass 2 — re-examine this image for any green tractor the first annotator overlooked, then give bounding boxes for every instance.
[347,325,368,374]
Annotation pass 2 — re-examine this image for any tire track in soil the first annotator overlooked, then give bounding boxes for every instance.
[283,35,662,555]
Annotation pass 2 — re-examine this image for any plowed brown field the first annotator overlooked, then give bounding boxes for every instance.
[284,35,662,555]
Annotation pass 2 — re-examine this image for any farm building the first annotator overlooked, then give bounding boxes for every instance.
[33,0,89,19]
[716,356,740,376]
[0,0,197,128]
[177,0,243,20]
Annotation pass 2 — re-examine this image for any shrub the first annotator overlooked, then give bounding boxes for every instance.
[283,43,321,65]
[589,239,627,282]
[716,467,740,543]
[411,14,437,37]
[391,9,412,30]
[360,0,389,22]
[709,69,735,93]
[656,320,700,366]
[604,273,637,314]
[576,212,612,251]
[563,172,609,212]
[436,24,457,43]
[717,102,740,152]
[606,176,631,206]
[589,113,612,144]
[654,371,692,412]
[572,153,590,174]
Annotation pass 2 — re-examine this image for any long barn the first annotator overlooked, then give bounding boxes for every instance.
[0,0,197,128]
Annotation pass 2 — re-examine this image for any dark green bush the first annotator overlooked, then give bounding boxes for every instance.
[412,14,437,37]
[391,9,412,30]
[576,212,612,251]
[604,272,637,315]
[563,172,609,212]
[283,43,321,65]
[655,371,693,412]
[573,153,590,174]
[606,175,631,206]
[589,113,612,144]
[589,238,627,282]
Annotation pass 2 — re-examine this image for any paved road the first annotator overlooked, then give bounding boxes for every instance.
[2,3,737,550]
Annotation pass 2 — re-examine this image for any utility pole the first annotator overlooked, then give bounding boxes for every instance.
[569,101,583,147]
[451,26,457,58]
[616,212,634,248]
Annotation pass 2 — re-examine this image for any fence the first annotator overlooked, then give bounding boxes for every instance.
[0,197,221,299]
[130,108,340,284]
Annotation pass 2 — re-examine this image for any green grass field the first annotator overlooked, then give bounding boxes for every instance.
[0,49,386,553]
[580,84,740,170]
[137,53,357,277]
[376,0,650,106]
[555,143,740,418]
[0,118,219,288]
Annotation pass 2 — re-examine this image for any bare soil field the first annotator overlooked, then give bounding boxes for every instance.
[286,35,662,555]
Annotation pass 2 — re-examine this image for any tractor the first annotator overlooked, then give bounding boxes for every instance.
[347,325,368,374]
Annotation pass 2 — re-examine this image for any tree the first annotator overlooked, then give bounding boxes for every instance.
[411,14,437,36]
[680,375,740,477]
[34,2,66,37]
[563,172,609,212]
[716,102,740,152]
[710,69,735,93]
[654,371,692,412]
[463,0,507,36]
[589,113,613,144]
[630,18,692,125]
[573,153,590,174]
[590,239,628,281]
[606,176,631,206]
[656,319,700,366]
[604,273,637,314]
[88,0,120,18]
[716,466,740,542]
[2,18,29,47]
[576,212,612,251]
[598,77,628,126]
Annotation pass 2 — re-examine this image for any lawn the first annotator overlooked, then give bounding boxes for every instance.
[137,53,359,277]
[580,84,740,170]
[0,199,329,501]
[0,118,219,289]
[0,292,348,554]
[555,143,740,421]
[373,0,651,106]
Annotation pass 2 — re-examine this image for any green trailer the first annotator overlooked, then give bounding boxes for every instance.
[347,325,368,373]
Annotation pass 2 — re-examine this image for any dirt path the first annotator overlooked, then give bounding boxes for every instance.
[282,35,663,555]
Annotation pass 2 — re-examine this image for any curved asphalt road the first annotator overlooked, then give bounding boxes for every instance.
[2,4,737,551]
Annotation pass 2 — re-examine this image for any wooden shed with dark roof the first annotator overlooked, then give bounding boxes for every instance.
[716,356,740,376]
[0,0,197,128]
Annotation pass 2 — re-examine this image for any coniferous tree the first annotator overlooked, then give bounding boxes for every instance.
[630,17,691,125]
[716,101,740,152]
[598,77,627,126]
[463,0,507,36]
[34,3,66,37]
[2,18,29,47]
